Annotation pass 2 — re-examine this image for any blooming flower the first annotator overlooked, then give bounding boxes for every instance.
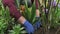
[51,1,57,7]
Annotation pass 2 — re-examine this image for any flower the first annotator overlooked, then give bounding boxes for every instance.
[20,5,25,12]
[51,1,57,7]
[58,3,60,8]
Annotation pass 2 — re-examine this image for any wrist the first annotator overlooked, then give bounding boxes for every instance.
[18,16,26,24]
[36,9,40,17]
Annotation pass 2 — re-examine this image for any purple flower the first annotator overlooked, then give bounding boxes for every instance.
[43,8,48,13]
[58,3,60,8]
[51,1,57,6]
[46,9,48,13]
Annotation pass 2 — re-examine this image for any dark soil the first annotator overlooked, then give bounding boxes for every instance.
[34,27,60,34]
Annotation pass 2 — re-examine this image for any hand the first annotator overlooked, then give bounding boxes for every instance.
[33,17,41,30]
[23,20,34,34]
[34,9,41,30]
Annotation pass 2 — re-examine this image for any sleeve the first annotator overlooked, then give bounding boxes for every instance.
[2,0,22,20]
[31,0,39,9]
[35,0,39,9]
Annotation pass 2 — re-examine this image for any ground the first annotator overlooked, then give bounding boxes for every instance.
[34,27,60,34]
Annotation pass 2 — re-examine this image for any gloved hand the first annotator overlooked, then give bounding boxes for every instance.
[33,17,42,30]
[23,20,34,34]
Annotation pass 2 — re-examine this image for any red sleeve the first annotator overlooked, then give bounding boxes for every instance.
[9,3,22,20]
[31,0,39,9]
[2,0,22,20]
[35,0,39,9]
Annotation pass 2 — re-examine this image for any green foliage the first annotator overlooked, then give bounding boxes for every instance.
[8,24,26,34]
[38,0,60,29]
[0,0,9,34]
[0,0,60,34]
[22,0,37,24]
[0,0,26,34]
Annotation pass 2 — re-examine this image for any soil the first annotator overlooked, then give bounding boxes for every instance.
[4,24,60,34]
[34,27,60,34]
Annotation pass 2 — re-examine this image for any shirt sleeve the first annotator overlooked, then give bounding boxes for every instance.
[31,0,39,9]
[35,0,39,9]
[2,0,22,20]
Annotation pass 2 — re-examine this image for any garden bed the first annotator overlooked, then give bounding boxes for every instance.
[0,0,60,34]
[34,27,60,34]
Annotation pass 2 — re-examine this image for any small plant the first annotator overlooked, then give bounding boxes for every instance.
[8,24,26,34]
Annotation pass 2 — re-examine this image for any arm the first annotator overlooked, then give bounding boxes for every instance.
[31,0,39,9]
[35,0,39,9]
[35,0,40,17]
[33,0,42,30]
[2,0,25,24]
[2,0,34,33]
[31,0,40,17]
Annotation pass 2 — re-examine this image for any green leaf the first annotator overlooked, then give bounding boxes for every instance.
[30,1,36,24]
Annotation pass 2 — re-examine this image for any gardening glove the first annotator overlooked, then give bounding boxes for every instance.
[33,17,42,30]
[23,20,34,34]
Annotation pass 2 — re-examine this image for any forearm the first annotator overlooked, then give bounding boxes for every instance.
[9,3,21,19]
[35,0,40,17]
[3,0,34,33]
[9,4,34,33]
[36,9,40,17]
[2,0,25,24]
[9,4,26,24]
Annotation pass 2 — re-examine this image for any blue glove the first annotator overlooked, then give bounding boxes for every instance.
[33,17,42,30]
[34,21,41,30]
[23,20,34,34]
